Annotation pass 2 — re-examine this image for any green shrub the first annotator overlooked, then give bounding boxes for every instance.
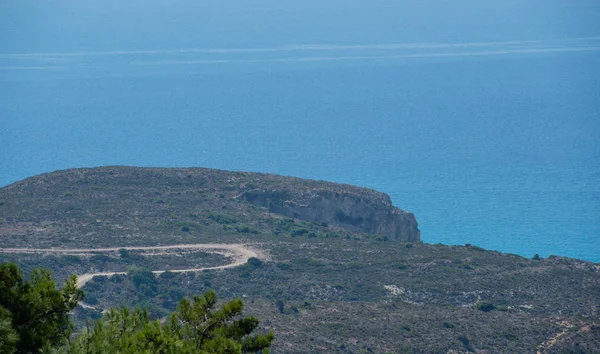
[110,274,125,283]
[90,254,111,264]
[235,225,260,234]
[127,267,156,287]
[159,271,176,279]
[248,257,263,267]
[277,263,291,271]
[476,301,496,312]
[207,212,238,224]
[291,228,309,237]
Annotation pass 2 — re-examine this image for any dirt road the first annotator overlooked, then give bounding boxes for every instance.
[0,243,259,288]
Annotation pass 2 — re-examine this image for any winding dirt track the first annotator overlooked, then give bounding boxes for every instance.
[0,244,259,288]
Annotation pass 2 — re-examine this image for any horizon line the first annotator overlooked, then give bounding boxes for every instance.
[1,36,600,59]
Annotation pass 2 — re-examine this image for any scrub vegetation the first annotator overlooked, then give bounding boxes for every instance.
[1,167,599,353]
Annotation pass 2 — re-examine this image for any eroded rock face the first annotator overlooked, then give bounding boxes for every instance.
[244,189,420,242]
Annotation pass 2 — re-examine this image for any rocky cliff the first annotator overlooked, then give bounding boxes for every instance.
[244,188,420,242]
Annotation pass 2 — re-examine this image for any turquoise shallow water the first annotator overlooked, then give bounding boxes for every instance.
[1,0,599,262]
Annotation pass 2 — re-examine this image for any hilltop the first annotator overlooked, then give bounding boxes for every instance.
[0,166,419,248]
[0,167,599,353]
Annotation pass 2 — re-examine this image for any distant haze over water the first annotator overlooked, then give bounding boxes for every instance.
[1,0,599,262]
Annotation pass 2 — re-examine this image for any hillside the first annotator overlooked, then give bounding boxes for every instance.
[0,166,419,248]
[1,166,599,353]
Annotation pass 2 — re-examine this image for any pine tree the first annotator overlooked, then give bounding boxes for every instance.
[0,263,84,352]
[1,263,274,353]
[67,290,274,353]
[0,307,18,354]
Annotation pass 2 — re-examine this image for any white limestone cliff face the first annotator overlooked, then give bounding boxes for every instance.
[244,188,420,242]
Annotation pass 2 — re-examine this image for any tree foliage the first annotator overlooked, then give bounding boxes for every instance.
[68,289,274,354]
[0,263,273,353]
[0,262,84,353]
[0,307,18,354]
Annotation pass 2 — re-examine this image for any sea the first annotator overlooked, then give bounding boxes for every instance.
[1,0,599,262]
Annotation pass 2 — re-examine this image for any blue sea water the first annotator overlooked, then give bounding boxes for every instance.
[1,0,599,262]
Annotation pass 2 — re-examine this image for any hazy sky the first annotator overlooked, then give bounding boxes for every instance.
[2,0,599,55]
